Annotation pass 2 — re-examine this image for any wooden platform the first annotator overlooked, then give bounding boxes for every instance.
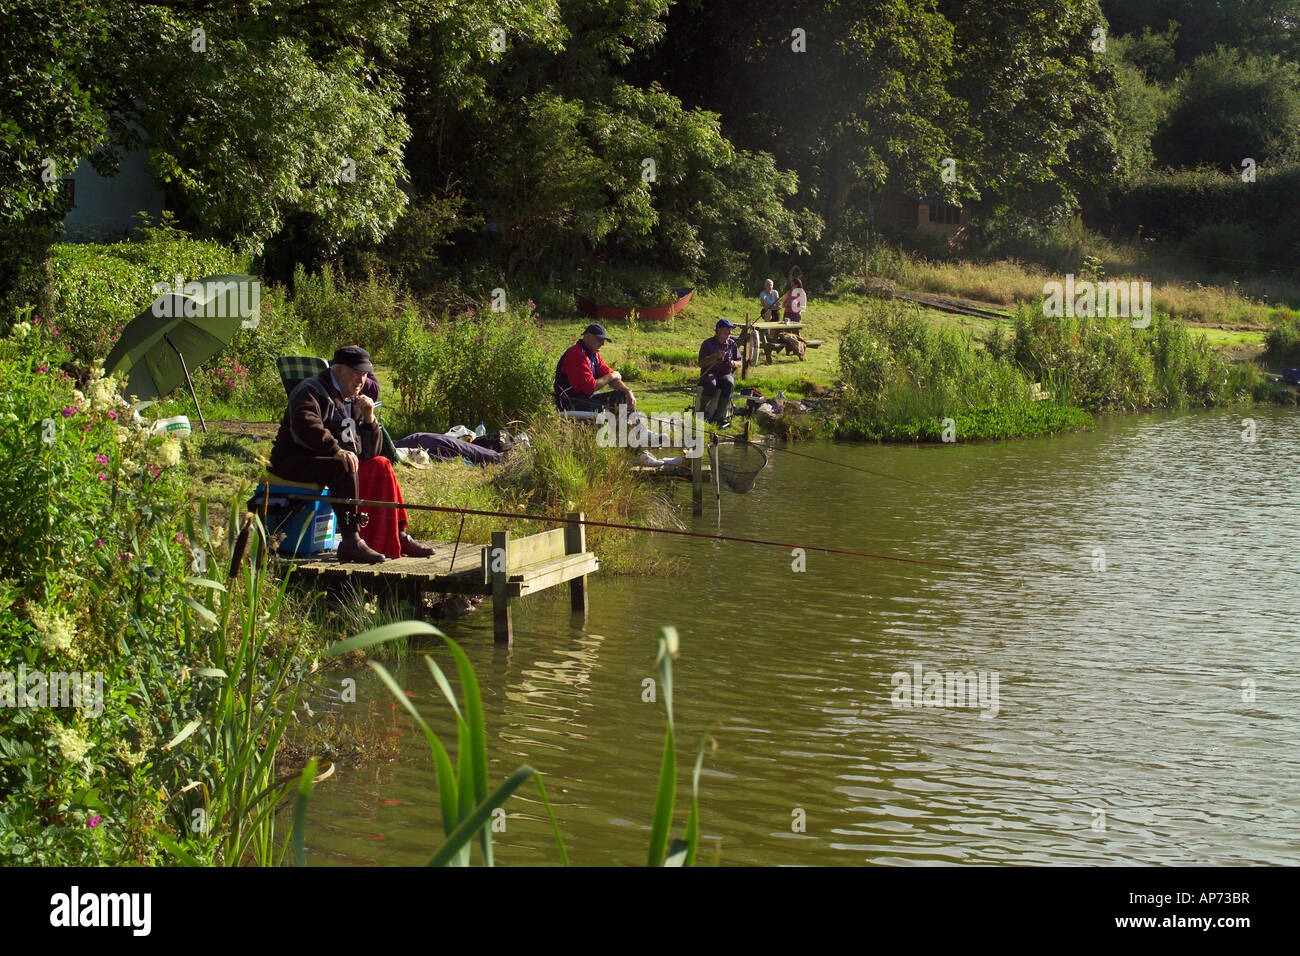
[280,512,598,645]
[286,542,485,594]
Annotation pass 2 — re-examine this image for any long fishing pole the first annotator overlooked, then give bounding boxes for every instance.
[286,494,1009,576]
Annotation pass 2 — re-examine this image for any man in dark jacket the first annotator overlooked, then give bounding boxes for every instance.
[270,346,430,563]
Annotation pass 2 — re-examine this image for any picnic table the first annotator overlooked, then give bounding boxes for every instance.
[742,320,821,366]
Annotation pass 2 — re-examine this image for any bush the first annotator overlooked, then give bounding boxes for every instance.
[291,263,417,358]
[389,302,556,431]
[0,322,198,863]
[1006,306,1252,409]
[50,229,245,364]
[1264,313,1300,366]
[0,321,318,865]
[1182,222,1258,272]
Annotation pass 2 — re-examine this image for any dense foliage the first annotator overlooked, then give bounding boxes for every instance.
[0,326,216,860]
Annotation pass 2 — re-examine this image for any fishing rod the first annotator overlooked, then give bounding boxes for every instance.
[284,494,1009,576]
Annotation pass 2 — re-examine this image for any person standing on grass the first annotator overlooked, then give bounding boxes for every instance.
[759,279,780,322]
[783,276,807,324]
[698,319,741,426]
[553,323,637,413]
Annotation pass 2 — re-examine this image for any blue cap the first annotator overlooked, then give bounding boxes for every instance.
[583,323,612,341]
[715,319,736,330]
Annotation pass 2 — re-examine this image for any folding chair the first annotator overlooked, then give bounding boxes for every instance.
[276,356,329,397]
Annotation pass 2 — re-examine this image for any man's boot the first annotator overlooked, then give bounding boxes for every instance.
[399,531,434,558]
[337,515,385,564]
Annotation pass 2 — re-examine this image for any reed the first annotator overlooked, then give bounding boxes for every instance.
[290,624,710,866]
[322,622,543,866]
[161,502,316,866]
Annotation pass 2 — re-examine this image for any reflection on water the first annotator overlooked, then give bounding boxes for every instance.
[306,407,1300,865]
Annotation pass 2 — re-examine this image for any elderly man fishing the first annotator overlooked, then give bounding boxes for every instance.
[269,345,433,564]
[553,323,637,413]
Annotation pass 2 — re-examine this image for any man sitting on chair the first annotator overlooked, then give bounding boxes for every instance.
[269,346,433,564]
[698,319,741,426]
[553,323,637,413]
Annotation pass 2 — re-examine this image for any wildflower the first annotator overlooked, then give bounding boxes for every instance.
[53,724,89,764]
[95,539,104,547]
[30,606,76,655]
[87,815,104,829]
[38,365,48,374]
[155,440,182,468]
[117,552,132,561]
[61,406,76,418]
[108,410,116,420]
[97,473,107,481]
[4,412,15,422]
[95,454,108,465]
[9,321,31,339]
[88,378,115,410]
[174,532,184,543]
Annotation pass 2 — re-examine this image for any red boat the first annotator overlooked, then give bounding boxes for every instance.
[576,288,694,323]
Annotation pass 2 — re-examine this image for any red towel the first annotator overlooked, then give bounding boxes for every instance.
[357,456,407,558]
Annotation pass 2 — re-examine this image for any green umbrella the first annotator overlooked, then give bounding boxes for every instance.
[104,274,261,433]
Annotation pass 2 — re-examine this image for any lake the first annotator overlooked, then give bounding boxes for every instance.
[305,406,1300,865]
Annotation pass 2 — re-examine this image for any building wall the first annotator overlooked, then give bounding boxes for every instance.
[875,191,919,229]
[61,146,165,241]
[916,202,968,235]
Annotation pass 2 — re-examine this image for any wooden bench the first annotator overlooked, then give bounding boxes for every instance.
[482,513,599,644]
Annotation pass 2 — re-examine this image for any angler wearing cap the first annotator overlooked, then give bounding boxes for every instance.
[553,323,637,413]
[698,319,741,426]
[270,345,433,564]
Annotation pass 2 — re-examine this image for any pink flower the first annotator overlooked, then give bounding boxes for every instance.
[108,411,116,420]
[38,364,47,374]
[117,552,132,561]
[87,815,103,829]
[96,455,109,465]
[174,532,184,543]
[51,328,59,336]
[61,406,76,418]
[97,473,107,481]
[95,539,104,547]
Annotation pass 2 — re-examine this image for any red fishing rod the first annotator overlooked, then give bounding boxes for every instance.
[285,494,1010,576]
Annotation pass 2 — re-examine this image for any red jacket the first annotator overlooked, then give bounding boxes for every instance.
[553,340,612,406]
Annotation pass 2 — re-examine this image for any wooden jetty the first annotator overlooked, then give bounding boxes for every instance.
[284,511,598,645]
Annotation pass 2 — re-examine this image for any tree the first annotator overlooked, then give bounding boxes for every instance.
[1153,47,1300,169]
[0,0,107,319]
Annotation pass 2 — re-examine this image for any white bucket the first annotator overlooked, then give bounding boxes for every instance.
[151,415,192,438]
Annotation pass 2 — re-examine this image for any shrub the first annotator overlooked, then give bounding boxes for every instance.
[389,302,555,431]
[1007,306,1251,409]
[0,322,317,865]
[50,230,245,364]
[0,323,197,863]
[292,263,417,358]
[1264,313,1300,366]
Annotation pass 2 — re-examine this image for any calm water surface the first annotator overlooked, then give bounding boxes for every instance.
[306,406,1300,865]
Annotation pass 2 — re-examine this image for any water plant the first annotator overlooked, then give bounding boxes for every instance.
[292,624,709,866]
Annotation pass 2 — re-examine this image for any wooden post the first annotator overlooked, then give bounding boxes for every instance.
[564,510,587,614]
[691,444,703,516]
[490,529,512,646]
